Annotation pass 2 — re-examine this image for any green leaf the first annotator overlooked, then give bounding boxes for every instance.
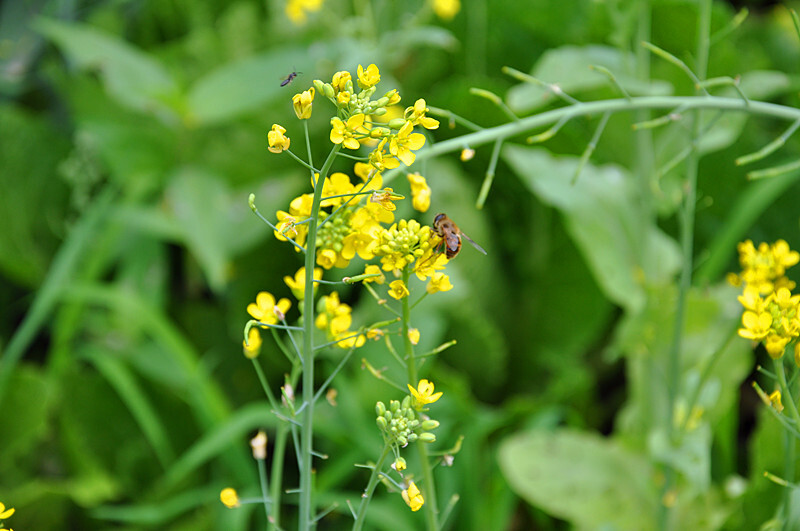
[186,46,309,126]
[33,18,180,118]
[164,167,266,292]
[0,365,52,468]
[502,145,681,311]
[498,429,657,530]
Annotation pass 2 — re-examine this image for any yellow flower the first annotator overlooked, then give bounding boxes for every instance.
[332,70,352,93]
[393,456,407,472]
[769,390,784,412]
[408,379,443,409]
[432,0,460,20]
[243,327,262,359]
[389,121,426,166]
[248,291,292,324]
[460,147,475,161]
[401,481,425,512]
[388,279,410,300]
[414,248,448,281]
[369,138,401,171]
[370,188,402,212]
[220,488,240,508]
[267,124,291,153]
[738,310,771,341]
[316,292,353,336]
[286,0,324,24]
[284,267,323,300]
[0,503,14,520]
[357,63,381,89]
[320,172,356,207]
[405,99,439,130]
[407,173,431,212]
[330,114,367,150]
[317,247,348,270]
[363,264,385,284]
[427,272,453,294]
[342,231,376,261]
[765,334,791,359]
[408,328,420,345]
[292,87,315,119]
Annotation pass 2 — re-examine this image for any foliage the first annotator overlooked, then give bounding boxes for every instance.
[3,0,800,529]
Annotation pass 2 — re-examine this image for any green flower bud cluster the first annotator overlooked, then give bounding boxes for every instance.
[374,219,434,271]
[315,210,352,252]
[313,77,399,120]
[375,396,439,448]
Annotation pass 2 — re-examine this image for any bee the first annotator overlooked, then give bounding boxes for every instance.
[280,70,301,87]
[432,213,487,259]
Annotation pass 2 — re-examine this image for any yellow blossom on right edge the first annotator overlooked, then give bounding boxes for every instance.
[407,173,431,212]
[402,481,425,511]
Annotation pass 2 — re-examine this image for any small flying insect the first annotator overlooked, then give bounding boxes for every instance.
[280,69,301,87]
[432,213,487,259]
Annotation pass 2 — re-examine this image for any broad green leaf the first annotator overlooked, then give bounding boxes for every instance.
[507,45,672,114]
[164,167,266,292]
[34,18,180,119]
[186,46,309,126]
[503,145,681,312]
[498,429,657,530]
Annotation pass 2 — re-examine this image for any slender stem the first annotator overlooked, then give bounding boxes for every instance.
[352,444,393,531]
[659,2,712,530]
[269,423,289,530]
[401,267,438,530]
[299,143,342,530]
[257,457,271,526]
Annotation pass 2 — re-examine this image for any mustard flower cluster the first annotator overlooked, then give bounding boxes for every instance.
[374,380,443,512]
[732,239,800,361]
[313,64,438,170]
[316,292,365,348]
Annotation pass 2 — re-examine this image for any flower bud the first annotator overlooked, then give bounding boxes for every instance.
[376,416,388,430]
[313,79,325,93]
[322,83,335,99]
[407,433,418,443]
[418,432,437,443]
[421,419,440,430]
[376,401,387,416]
[393,456,407,471]
[387,117,407,130]
[372,107,387,117]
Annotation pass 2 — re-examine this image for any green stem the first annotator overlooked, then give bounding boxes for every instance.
[774,358,800,524]
[352,444,392,531]
[401,267,438,530]
[257,456,271,526]
[659,2,712,530]
[299,143,341,530]
[269,423,289,530]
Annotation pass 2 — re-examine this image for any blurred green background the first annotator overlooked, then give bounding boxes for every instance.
[3,0,800,529]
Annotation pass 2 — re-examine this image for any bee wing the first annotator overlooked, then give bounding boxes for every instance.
[460,232,487,255]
